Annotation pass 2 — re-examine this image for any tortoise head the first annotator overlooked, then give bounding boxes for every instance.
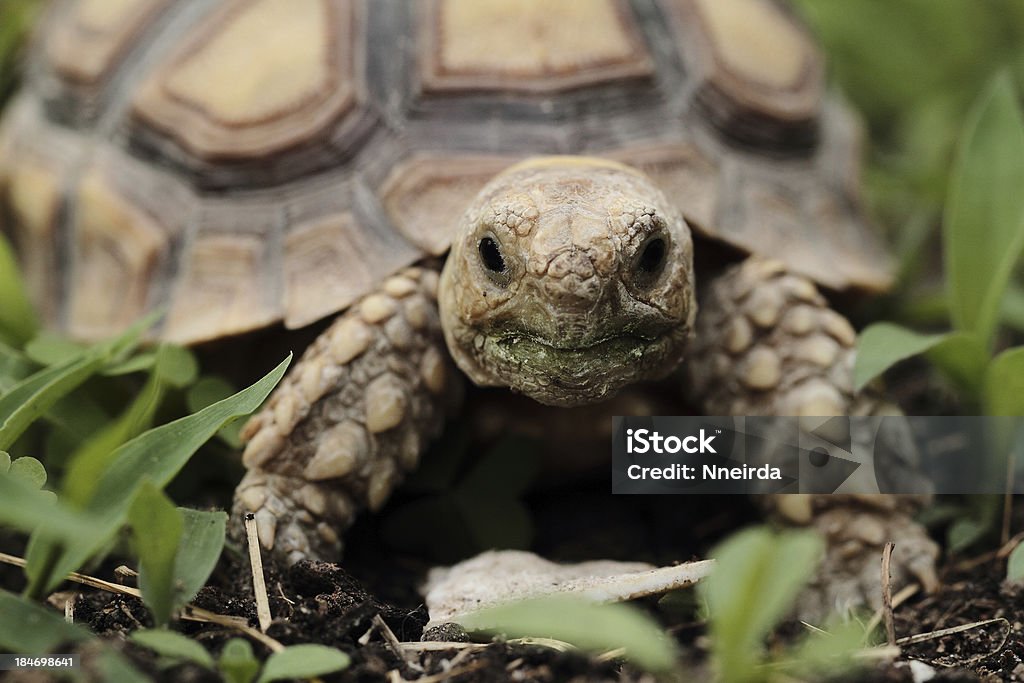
[439,156,696,406]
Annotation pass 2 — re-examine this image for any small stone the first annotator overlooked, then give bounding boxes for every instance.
[725,317,753,353]
[420,347,447,394]
[384,276,418,298]
[365,374,408,433]
[304,421,368,479]
[361,294,397,323]
[330,318,374,364]
[741,348,781,390]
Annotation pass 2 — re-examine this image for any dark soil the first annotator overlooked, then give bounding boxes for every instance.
[5,490,1024,682]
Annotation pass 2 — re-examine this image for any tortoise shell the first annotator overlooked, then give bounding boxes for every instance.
[0,0,892,345]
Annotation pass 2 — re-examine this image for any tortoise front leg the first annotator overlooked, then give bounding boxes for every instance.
[686,257,939,620]
[232,266,460,564]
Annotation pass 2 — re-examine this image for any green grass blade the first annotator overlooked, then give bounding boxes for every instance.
[256,645,352,683]
[174,508,227,608]
[699,527,823,682]
[460,596,678,673]
[86,354,290,514]
[0,352,108,451]
[854,323,949,391]
[129,481,184,626]
[62,359,168,506]
[984,347,1024,415]
[131,629,215,669]
[0,314,155,450]
[219,638,260,683]
[0,590,91,655]
[25,355,290,595]
[944,72,1024,348]
[0,473,101,542]
[0,234,38,346]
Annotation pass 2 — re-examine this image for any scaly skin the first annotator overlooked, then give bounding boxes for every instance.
[232,156,937,621]
[439,157,696,406]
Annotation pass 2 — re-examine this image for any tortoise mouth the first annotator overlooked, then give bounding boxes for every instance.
[494,331,661,355]
[481,329,684,406]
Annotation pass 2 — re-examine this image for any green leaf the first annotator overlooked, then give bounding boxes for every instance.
[0,472,100,542]
[24,334,87,366]
[173,508,227,607]
[88,355,290,515]
[0,352,109,451]
[63,347,175,506]
[925,332,989,397]
[256,644,351,683]
[1007,542,1024,582]
[0,233,38,347]
[985,347,1024,415]
[219,638,260,683]
[461,596,678,673]
[131,628,215,669]
[0,590,91,654]
[774,620,865,679]
[9,456,46,489]
[0,450,9,472]
[854,323,949,391]
[129,481,184,626]
[946,496,1001,553]
[186,376,243,447]
[0,315,153,450]
[25,355,290,595]
[154,344,198,389]
[102,351,157,377]
[94,650,150,683]
[1001,281,1024,332]
[699,527,823,683]
[945,72,1024,349]
[0,340,35,390]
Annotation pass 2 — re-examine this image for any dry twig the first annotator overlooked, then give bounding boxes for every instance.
[244,512,273,632]
[880,542,897,647]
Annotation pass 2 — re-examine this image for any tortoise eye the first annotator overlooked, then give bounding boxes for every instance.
[478,236,506,273]
[637,237,666,274]
[632,234,669,288]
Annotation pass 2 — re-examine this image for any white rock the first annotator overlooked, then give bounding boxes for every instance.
[422,549,714,627]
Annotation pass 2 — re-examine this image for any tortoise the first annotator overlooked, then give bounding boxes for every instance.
[0,0,937,617]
